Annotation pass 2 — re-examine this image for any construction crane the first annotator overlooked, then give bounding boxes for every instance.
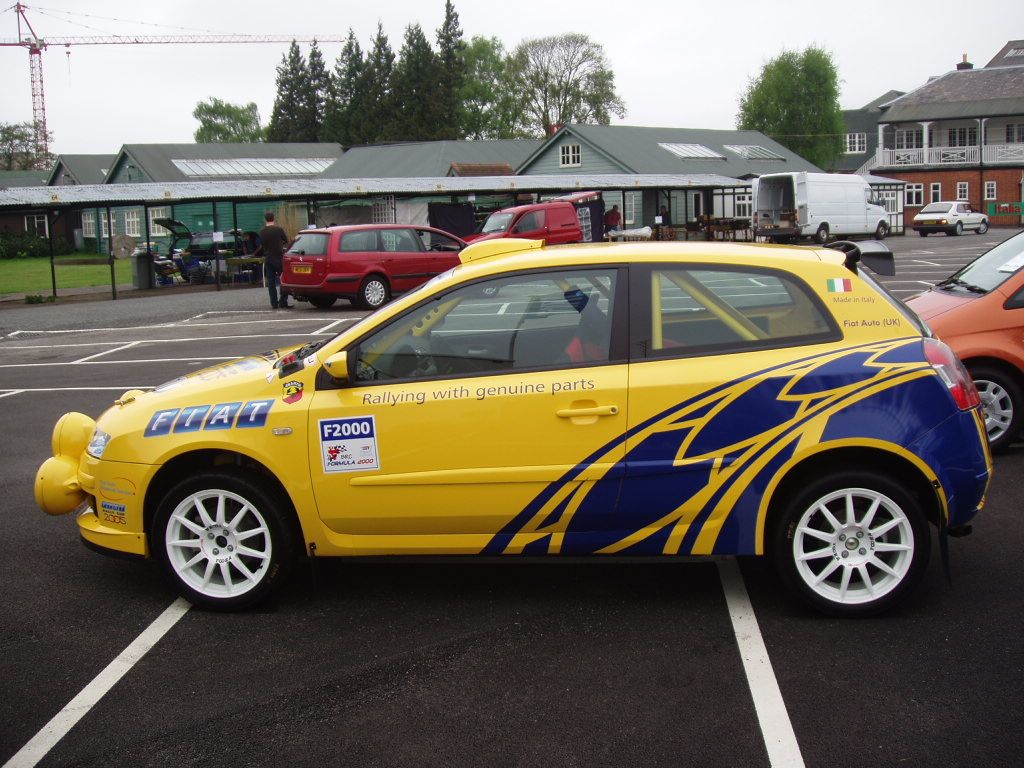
[0,3,344,162]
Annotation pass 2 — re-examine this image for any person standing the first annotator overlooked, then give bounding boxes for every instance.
[603,204,622,237]
[258,211,291,309]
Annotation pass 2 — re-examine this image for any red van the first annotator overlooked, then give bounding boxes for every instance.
[281,224,466,310]
[466,195,593,245]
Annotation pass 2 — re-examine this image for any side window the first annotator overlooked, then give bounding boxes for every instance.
[339,230,379,252]
[351,268,619,382]
[513,210,545,233]
[416,229,463,252]
[634,265,837,358]
[380,228,421,253]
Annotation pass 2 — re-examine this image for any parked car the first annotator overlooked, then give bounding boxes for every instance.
[752,172,890,243]
[35,237,990,617]
[912,201,989,236]
[465,194,593,245]
[281,224,466,310]
[907,230,1024,451]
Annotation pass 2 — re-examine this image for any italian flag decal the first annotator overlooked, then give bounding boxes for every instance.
[828,278,852,293]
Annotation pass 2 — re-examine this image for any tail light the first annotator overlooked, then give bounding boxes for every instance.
[923,338,981,410]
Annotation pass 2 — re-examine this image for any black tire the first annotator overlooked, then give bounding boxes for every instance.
[815,224,830,244]
[309,295,338,309]
[977,220,989,235]
[874,221,889,240]
[770,469,930,617]
[969,364,1023,453]
[357,275,390,310]
[951,221,963,236]
[151,469,298,611]
[918,231,928,237]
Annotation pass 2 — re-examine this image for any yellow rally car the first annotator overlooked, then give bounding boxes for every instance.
[36,238,991,616]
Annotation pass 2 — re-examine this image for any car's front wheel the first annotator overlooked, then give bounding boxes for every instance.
[970,364,1022,453]
[771,470,929,617]
[815,224,830,244]
[951,221,963,235]
[875,221,889,239]
[977,220,989,235]
[357,275,390,310]
[152,470,297,610]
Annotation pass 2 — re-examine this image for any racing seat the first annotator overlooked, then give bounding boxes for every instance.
[563,291,610,364]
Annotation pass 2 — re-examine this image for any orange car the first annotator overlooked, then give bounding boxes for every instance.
[908,230,1024,452]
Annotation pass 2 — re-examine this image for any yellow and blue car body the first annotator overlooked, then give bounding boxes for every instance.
[35,238,991,615]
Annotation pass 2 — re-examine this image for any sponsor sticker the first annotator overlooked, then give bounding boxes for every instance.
[319,416,380,473]
[304,354,319,368]
[99,478,136,500]
[144,400,273,436]
[282,380,304,404]
[827,278,852,293]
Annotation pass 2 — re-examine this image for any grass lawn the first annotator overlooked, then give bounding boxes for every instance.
[1,253,133,296]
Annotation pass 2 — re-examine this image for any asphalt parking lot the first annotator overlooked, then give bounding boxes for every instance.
[2,231,1023,767]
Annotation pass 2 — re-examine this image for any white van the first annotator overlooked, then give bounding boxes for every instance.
[753,172,890,244]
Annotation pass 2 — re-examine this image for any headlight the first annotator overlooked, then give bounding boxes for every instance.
[87,429,112,459]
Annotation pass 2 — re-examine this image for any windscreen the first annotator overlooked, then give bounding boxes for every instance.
[481,212,514,234]
[288,233,329,256]
[949,231,1024,292]
[919,203,951,214]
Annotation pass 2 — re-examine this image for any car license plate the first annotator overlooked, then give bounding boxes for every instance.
[292,265,312,274]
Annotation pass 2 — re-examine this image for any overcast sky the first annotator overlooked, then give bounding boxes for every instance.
[0,0,1013,155]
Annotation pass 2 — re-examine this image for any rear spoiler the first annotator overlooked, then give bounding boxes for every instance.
[824,240,896,277]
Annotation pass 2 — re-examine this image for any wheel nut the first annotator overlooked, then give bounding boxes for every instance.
[208,533,214,539]
[839,534,846,542]
[227,545,233,552]
[859,548,866,555]
[857,531,864,539]
[212,548,219,555]
[841,551,848,558]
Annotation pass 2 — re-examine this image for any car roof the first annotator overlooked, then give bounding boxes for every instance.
[297,223,441,235]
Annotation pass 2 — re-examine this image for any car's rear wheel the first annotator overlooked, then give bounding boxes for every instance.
[152,470,297,610]
[970,364,1022,453]
[815,224,830,244]
[771,470,929,617]
[951,221,963,236]
[357,275,390,310]
[977,220,989,235]
[874,221,889,239]
[309,295,338,309]
[918,230,928,237]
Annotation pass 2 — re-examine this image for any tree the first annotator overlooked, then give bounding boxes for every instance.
[307,41,330,141]
[434,0,466,140]
[266,41,313,142]
[390,24,441,141]
[0,121,50,170]
[349,23,395,144]
[192,98,264,142]
[506,34,626,137]
[323,29,364,145]
[458,36,529,140]
[736,46,845,169]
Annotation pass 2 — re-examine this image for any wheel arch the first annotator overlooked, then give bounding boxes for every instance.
[143,448,307,551]
[759,445,943,553]
[961,355,1024,390]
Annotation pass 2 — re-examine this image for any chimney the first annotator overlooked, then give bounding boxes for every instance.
[956,54,973,70]
[546,123,564,137]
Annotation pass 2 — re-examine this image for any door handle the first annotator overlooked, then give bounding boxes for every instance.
[556,405,619,418]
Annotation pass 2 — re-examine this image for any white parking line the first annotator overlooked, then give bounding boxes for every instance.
[1,598,191,768]
[0,390,25,400]
[72,341,140,364]
[718,558,806,768]
[0,357,232,369]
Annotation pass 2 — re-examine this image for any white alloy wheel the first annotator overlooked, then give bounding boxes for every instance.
[976,378,1013,444]
[791,486,915,607]
[165,488,272,600]
[360,276,389,309]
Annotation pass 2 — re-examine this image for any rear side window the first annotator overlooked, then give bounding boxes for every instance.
[380,228,421,253]
[514,210,545,233]
[632,265,839,358]
[340,230,379,252]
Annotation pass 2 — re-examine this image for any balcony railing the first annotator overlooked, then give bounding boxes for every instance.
[874,143,1024,168]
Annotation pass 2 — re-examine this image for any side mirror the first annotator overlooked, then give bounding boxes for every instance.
[323,351,350,382]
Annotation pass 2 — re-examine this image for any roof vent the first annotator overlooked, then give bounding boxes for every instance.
[956,54,973,70]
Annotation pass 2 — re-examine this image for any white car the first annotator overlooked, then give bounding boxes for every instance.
[913,201,989,236]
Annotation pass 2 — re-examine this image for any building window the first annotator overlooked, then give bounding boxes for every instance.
[371,196,395,224]
[148,207,170,236]
[894,129,923,149]
[623,191,640,226]
[930,182,942,203]
[735,193,752,218]
[844,133,867,153]
[100,211,112,239]
[1006,124,1024,143]
[905,183,924,206]
[124,210,141,237]
[985,181,997,200]
[948,127,978,147]
[82,212,96,238]
[956,182,969,201]
[25,214,48,237]
[559,144,581,167]
[878,191,899,214]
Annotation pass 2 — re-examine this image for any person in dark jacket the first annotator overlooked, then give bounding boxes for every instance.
[257,212,291,309]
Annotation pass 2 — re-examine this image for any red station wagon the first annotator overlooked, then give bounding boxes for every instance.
[281,224,467,310]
